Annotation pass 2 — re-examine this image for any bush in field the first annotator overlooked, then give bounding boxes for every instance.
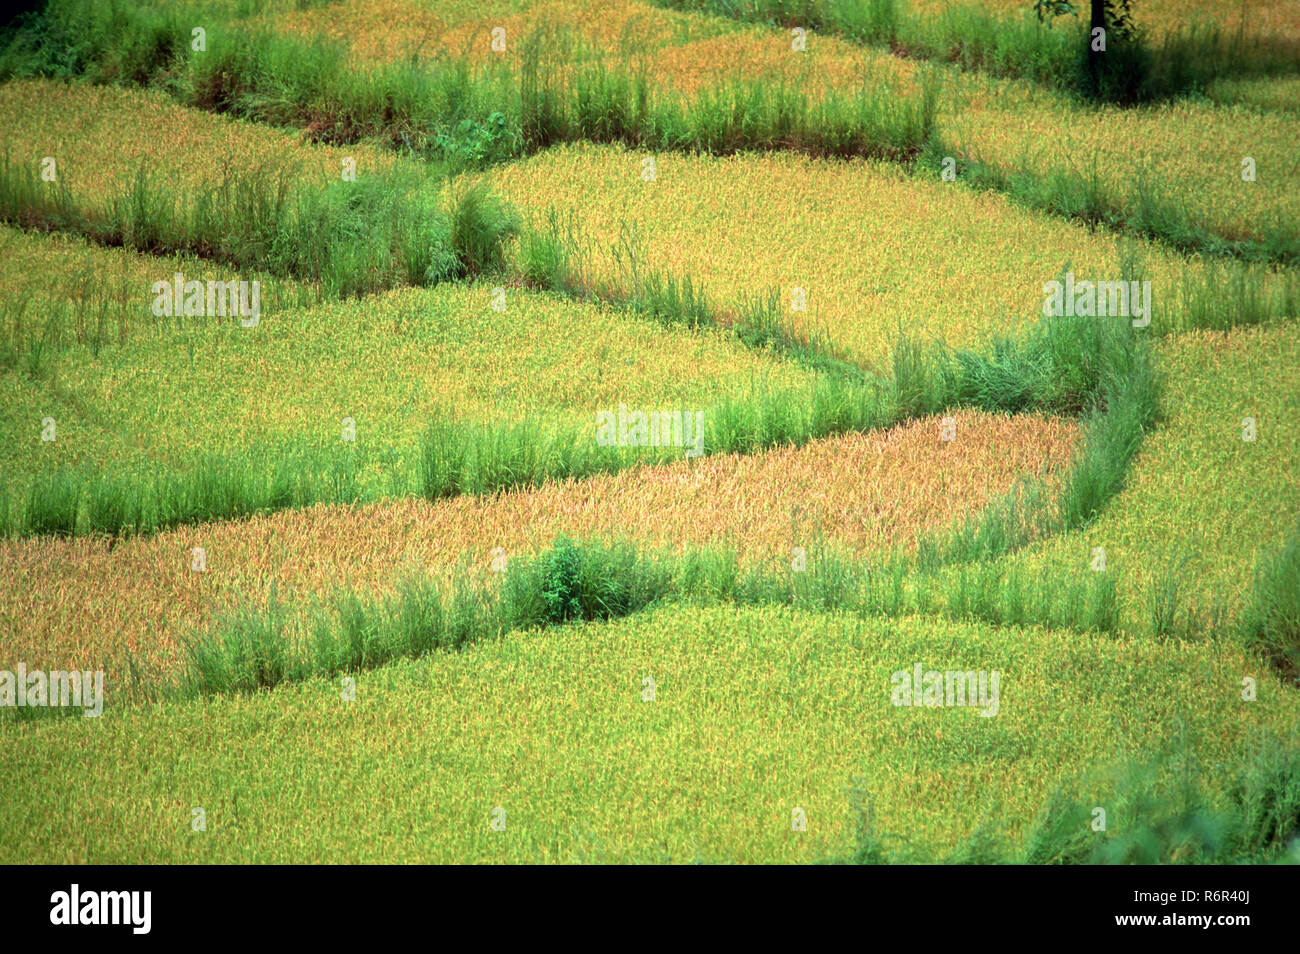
[436,111,514,169]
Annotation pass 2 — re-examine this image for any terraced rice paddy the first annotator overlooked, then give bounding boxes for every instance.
[0,0,1297,874]
[1009,323,1300,633]
[264,0,745,65]
[487,143,1284,364]
[0,80,403,199]
[0,408,1077,681]
[206,0,1300,249]
[0,252,811,490]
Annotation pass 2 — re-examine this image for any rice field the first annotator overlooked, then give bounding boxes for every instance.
[2,604,1295,863]
[0,247,813,492]
[1007,322,1300,635]
[486,142,1290,365]
[0,80,404,200]
[1,0,1297,873]
[262,0,745,66]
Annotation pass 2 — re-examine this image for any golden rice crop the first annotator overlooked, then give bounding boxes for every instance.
[941,70,1300,245]
[264,0,741,66]
[0,80,402,204]
[0,225,318,348]
[643,18,917,95]
[0,276,811,485]
[0,410,1078,678]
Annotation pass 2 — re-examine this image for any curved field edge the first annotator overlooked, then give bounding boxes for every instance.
[0,409,1080,681]
[957,324,1300,642]
[1,293,1139,541]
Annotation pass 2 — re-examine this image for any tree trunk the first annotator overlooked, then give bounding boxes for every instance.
[1089,0,1107,95]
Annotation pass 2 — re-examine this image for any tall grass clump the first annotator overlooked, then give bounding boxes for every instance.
[183,538,683,695]
[1167,262,1300,334]
[0,295,100,379]
[0,0,192,83]
[518,208,582,293]
[416,415,604,502]
[2,2,938,165]
[183,587,293,694]
[180,529,1143,701]
[10,265,1156,544]
[9,439,370,541]
[0,157,517,295]
[446,181,522,277]
[927,144,1300,268]
[20,471,81,538]
[1242,521,1300,683]
[933,560,1119,635]
[1147,549,1193,641]
[911,283,1158,568]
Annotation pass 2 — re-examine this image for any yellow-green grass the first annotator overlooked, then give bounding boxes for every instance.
[0,270,811,489]
[262,0,746,66]
[0,79,403,204]
[1208,74,1300,114]
[939,70,1300,246]
[485,142,1254,368]
[0,410,1077,680]
[1,603,1294,863]
[992,322,1300,638]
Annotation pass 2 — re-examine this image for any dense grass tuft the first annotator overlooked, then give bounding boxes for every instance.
[842,741,1300,864]
[1243,521,1300,684]
[0,155,519,296]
